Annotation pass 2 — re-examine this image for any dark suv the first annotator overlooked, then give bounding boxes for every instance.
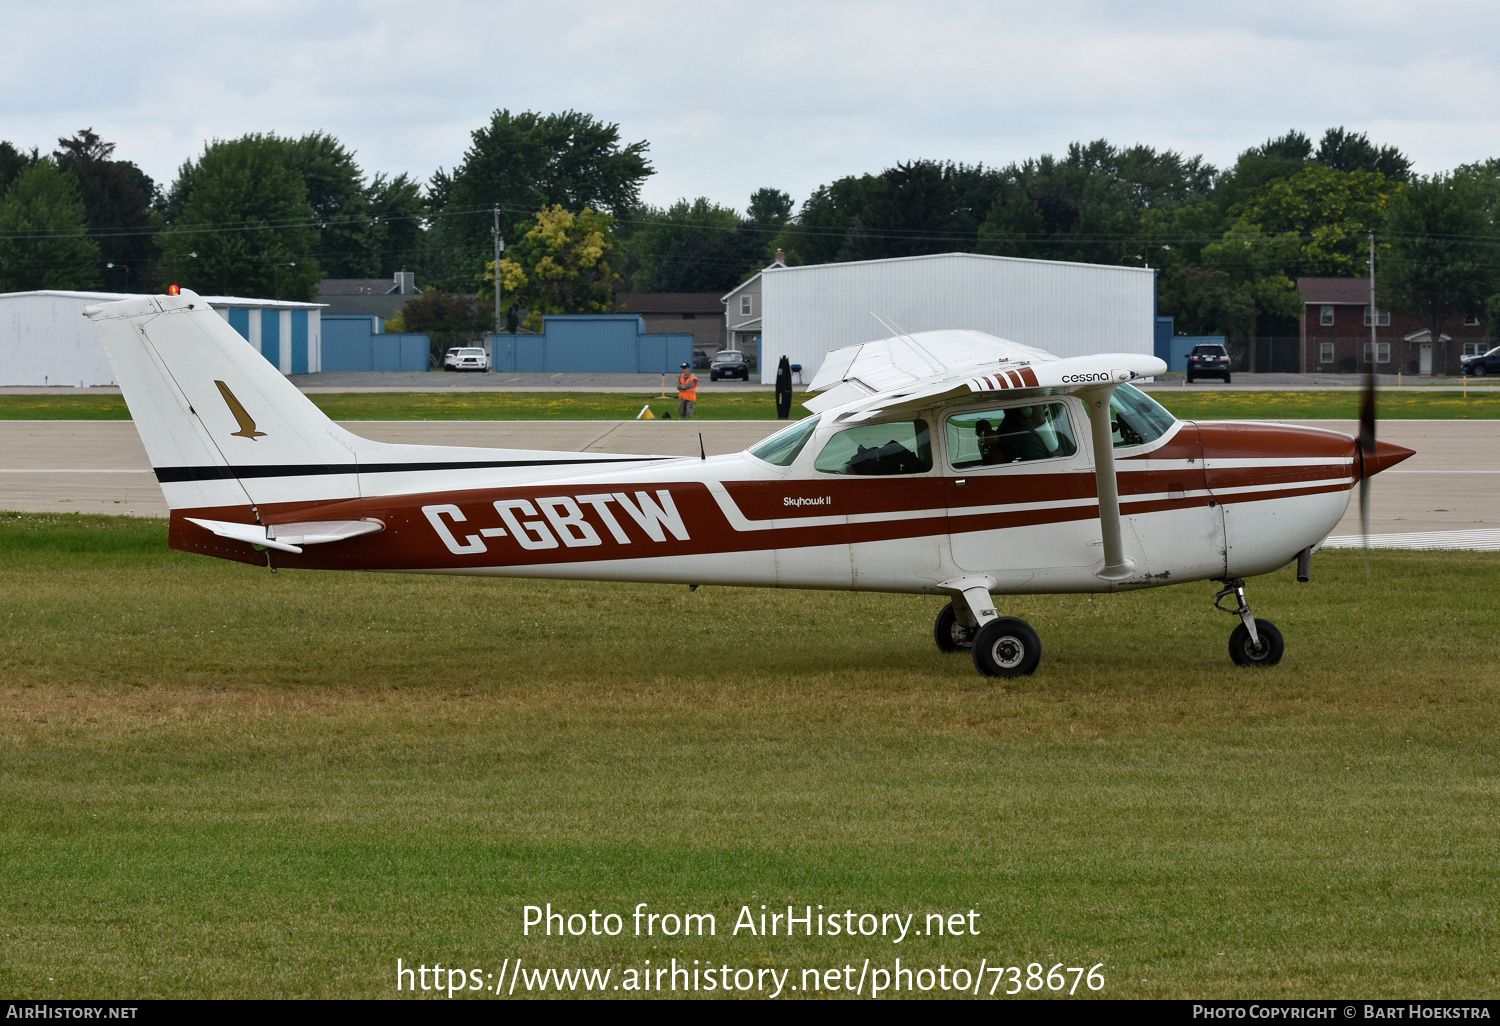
[1186,343,1232,384]
[710,349,750,381]
[1462,345,1500,376]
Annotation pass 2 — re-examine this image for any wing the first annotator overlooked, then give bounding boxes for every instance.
[804,328,1166,420]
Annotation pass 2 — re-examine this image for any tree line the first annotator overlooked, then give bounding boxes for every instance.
[2,114,1497,353]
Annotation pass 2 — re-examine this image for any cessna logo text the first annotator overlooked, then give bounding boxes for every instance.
[422,490,688,555]
[1060,372,1113,383]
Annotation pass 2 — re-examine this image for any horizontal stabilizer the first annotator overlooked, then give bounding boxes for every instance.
[186,517,384,554]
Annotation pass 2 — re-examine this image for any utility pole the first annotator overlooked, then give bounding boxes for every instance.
[492,206,505,340]
[1368,231,1377,371]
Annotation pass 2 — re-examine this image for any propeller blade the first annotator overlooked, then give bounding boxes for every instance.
[1357,359,1377,555]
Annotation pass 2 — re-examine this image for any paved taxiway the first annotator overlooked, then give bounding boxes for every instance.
[2,419,1495,543]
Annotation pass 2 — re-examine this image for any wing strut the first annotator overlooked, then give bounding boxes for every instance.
[1082,385,1136,581]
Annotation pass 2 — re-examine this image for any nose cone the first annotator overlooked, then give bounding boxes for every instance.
[1360,439,1415,479]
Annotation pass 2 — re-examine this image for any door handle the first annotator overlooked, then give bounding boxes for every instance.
[954,479,967,487]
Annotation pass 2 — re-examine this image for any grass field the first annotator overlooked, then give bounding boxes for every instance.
[1,513,1497,999]
[3,389,1500,422]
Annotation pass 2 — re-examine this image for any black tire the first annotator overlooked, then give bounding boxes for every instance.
[971,617,1042,677]
[1186,374,1194,384]
[1224,373,1232,384]
[1229,618,1284,667]
[933,603,973,653]
[1474,364,1488,377]
[710,372,719,381]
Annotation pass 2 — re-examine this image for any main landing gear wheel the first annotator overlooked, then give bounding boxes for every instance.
[972,617,1042,677]
[1213,578,1283,667]
[934,603,974,653]
[1229,619,1284,667]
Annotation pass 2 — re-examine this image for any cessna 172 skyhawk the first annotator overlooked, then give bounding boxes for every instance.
[86,289,1413,677]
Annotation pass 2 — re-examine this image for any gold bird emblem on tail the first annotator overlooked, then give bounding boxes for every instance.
[214,380,266,440]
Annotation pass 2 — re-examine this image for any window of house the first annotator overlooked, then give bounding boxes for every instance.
[1320,305,1335,326]
[740,295,753,316]
[1464,313,1481,326]
[1363,342,1391,364]
[814,420,932,476]
[1364,307,1391,327]
[1320,342,1335,364]
[946,403,1078,469]
[1463,342,1485,357]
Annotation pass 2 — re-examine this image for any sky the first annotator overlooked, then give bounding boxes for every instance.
[3,1,1498,212]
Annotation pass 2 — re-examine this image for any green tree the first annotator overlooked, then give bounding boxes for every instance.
[621,196,772,292]
[1314,127,1412,181]
[493,206,621,332]
[281,132,377,278]
[53,128,160,292]
[432,110,652,291]
[977,141,1218,265]
[1379,173,1500,371]
[789,161,1005,265]
[396,288,494,363]
[159,136,322,299]
[366,172,427,277]
[0,141,39,199]
[0,158,100,291]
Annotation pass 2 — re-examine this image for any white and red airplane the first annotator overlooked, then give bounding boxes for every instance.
[87,289,1412,677]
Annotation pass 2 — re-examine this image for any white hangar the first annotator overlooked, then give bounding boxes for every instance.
[722,252,1156,384]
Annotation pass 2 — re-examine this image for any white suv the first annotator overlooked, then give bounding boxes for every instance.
[445,347,489,372]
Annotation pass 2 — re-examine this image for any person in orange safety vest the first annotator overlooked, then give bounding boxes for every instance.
[676,362,698,419]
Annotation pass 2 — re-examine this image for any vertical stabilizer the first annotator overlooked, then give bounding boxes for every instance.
[85,290,358,510]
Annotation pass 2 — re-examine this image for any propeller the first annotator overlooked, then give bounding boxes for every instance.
[1357,353,1377,560]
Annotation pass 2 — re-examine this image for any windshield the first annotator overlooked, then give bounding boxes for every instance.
[749,416,820,466]
[459,349,484,356]
[1084,383,1176,448]
[1193,347,1225,356]
[715,351,743,361]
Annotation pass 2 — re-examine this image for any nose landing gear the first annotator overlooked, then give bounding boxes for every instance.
[1213,578,1284,667]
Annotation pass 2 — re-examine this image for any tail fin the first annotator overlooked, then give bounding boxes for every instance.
[86,289,358,510]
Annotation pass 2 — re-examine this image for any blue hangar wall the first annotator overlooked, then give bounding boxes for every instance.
[491,315,693,373]
[220,304,323,374]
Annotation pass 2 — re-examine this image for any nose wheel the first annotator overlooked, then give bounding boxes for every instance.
[1213,578,1284,667]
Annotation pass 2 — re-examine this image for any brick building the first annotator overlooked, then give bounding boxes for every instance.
[613,292,727,366]
[1298,277,1486,375]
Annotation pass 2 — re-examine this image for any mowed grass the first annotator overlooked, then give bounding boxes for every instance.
[1,514,1498,999]
[5,389,1500,421]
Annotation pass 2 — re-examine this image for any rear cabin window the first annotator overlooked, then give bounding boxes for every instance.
[946,402,1078,468]
[814,420,933,475]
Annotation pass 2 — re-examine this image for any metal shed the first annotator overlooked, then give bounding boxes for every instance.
[0,291,325,385]
[737,252,1156,384]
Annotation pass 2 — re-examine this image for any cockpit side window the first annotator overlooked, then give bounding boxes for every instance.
[814,420,933,475]
[946,402,1078,469]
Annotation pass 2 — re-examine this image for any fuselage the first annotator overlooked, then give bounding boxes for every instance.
[166,396,1394,596]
